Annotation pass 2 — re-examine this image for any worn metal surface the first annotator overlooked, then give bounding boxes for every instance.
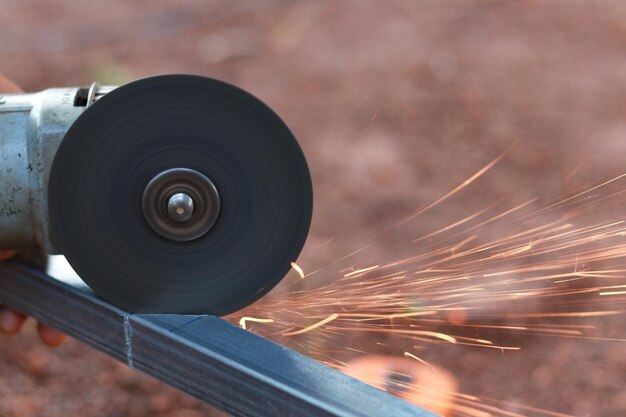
[0,93,34,247]
[0,88,85,251]
[0,86,113,252]
[0,259,436,417]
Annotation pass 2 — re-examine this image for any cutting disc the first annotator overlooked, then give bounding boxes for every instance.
[48,75,313,315]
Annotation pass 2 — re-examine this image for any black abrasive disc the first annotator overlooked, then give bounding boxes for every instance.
[48,75,313,315]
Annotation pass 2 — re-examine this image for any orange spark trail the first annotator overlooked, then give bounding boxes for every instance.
[397,143,515,226]
[404,351,438,372]
[238,317,274,330]
[282,313,340,336]
[344,265,380,277]
[290,261,305,279]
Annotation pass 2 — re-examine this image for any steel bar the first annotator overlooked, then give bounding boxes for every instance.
[0,259,436,417]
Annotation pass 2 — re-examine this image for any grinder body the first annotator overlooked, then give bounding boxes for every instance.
[0,86,110,252]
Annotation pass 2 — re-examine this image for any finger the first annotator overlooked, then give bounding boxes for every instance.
[36,322,67,347]
[0,73,22,93]
[0,307,28,335]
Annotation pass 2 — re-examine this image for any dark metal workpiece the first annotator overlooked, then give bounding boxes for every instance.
[0,260,436,417]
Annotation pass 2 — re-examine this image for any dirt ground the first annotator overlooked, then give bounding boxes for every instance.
[2,1,626,416]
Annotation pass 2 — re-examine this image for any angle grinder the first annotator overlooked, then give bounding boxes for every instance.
[0,74,313,315]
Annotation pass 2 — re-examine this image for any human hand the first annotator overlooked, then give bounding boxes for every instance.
[0,75,67,347]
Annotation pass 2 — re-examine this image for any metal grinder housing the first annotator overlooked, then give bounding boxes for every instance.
[0,75,313,315]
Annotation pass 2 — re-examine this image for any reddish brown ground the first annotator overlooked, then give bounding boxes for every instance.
[2,1,626,416]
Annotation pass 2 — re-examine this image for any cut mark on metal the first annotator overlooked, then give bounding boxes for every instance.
[123,313,134,367]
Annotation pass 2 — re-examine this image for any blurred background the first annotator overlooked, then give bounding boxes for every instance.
[2,1,626,416]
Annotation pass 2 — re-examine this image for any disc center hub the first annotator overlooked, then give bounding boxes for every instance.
[142,168,220,241]
[168,192,194,222]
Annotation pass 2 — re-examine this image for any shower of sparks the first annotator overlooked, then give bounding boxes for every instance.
[229,150,626,417]
[290,261,305,279]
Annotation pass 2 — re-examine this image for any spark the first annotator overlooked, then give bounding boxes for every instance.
[453,342,521,351]
[361,98,385,137]
[282,313,340,336]
[290,261,305,278]
[238,317,274,330]
[350,328,457,344]
[397,142,516,226]
[343,265,380,277]
[404,351,438,372]
[565,161,583,181]
[516,172,626,222]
